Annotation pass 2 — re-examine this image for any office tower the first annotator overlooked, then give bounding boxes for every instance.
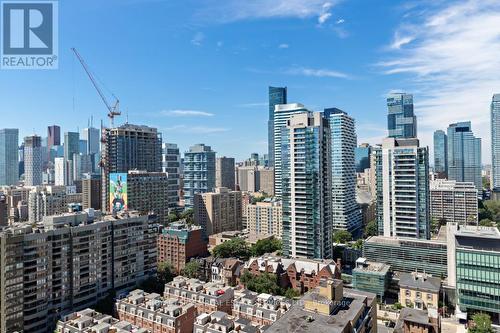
[183,144,216,208]
[274,103,310,197]
[257,166,274,195]
[387,93,417,139]
[23,135,42,186]
[64,132,80,163]
[0,210,157,333]
[355,143,371,173]
[433,130,448,177]
[325,108,362,233]
[430,180,478,225]
[82,126,100,154]
[216,156,235,190]
[47,125,60,155]
[268,86,287,167]
[193,187,242,236]
[127,170,169,224]
[162,143,181,210]
[0,129,19,186]
[82,173,101,210]
[100,124,162,211]
[282,112,332,259]
[447,122,482,191]
[73,153,93,181]
[54,157,65,185]
[375,138,430,239]
[246,200,282,238]
[236,166,258,192]
[18,143,24,178]
[491,94,500,191]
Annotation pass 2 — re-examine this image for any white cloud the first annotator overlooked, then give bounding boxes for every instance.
[318,12,332,24]
[278,43,289,49]
[390,31,415,49]
[237,102,268,108]
[379,0,500,163]
[286,66,350,79]
[336,18,345,24]
[196,0,340,24]
[191,32,205,46]
[161,110,214,117]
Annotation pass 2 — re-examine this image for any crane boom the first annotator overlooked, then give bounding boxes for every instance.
[71,47,121,127]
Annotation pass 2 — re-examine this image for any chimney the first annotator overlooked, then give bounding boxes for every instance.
[336,258,342,271]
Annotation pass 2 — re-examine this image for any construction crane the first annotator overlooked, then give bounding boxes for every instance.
[71,47,121,127]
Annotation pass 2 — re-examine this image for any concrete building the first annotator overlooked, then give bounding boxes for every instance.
[28,185,68,222]
[194,187,242,236]
[246,199,282,238]
[162,143,181,210]
[363,236,447,277]
[54,157,66,185]
[257,167,274,195]
[447,122,482,192]
[375,138,430,239]
[0,210,157,333]
[399,272,441,310]
[352,258,390,300]
[387,92,417,139]
[430,180,478,225]
[116,289,196,333]
[194,311,264,333]
[268,86,287,167]
[0,129,19,186]
[101,124,162,212]
[273,103,310,197]
[492,94,500,192]
[157,221,208,273]
[236,166,258,192]
[163,276,234,314]
[82,173,101,210]
[216,156,235,190]
[266,279,377,333]
[127,170,169,224]
[183,144,216,208]
[56,308,149,333]
[325,108,362,233]
[232,290,291,326]
[24,135,43,186]
[281,112,332,259]
[446,223,500,323]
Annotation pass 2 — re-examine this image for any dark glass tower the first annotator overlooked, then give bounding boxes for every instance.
[268,86,287,167]
[387,93,417,139]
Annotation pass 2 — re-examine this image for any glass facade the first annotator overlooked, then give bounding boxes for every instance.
[447,122,482,191]
[387,93,417,139]
[183,144,216,208]
[0,129,19,186]
[355,145,371,173]
[352,268,390,299]
[268,86,287,168]
[433,130,447,176]
[491,94,500,191]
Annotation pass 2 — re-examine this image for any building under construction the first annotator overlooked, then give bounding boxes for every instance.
[100,123,162,211]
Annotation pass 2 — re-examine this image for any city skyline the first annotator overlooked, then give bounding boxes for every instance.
[1,1,500,162]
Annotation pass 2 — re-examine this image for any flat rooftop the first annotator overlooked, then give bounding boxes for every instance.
[455,226,500,252]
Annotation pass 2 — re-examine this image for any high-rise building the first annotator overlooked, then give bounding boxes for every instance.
[81,127,100,155]
[355,143,371,173]
[433,130,448,177]
[236,166,258,192]
[54,157,66,185]
[447,122,482,191]
[387,93,417,139]
[430,180,478,225]
[100,124,162,211]
[23,135,42,186]
[47,125,60,154]
[246,200,282,238]
[268,86,287,167]
[82,173,101,210]
[216,156,235,190]
[274,103,309,197]
[64,131,80,162]
[325,108,362,233]
[491,94,500,191]
[183,144,216,208]
[28,185,68,222]
[257,166,274,195]
[282,112,332,259]
[162,143,181,210]
[0,129,19,186]
[194,187,242,236]
[375,138,430,239]
[127,170,169,224]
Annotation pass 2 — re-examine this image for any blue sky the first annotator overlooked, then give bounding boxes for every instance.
[1,0,500,162]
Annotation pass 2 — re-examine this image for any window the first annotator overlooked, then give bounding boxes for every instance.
[405,289,411,297]
[427,294,433,301]
[416,292,421,298]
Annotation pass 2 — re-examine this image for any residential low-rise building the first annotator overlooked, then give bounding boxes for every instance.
[399,272,441,310]
[194,311,264,333]
[164,276,234,315]
[430,180,478,225]
[394,307,440,333]
[56,308,150,333]
[211,258,244,287]
[352,258,390,300]
[116,289,197,333]
[232,290,291,326]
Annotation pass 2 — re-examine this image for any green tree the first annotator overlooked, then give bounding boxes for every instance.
[168,212,179,223]
[363,220,378,238]
[158,262,175,285]
[212,238,251,260]
[479,219,494,227]
[351,239,363,250]
[469,313,494,333]
[333,230,352,244]
[180,208,195,225]
[482,176,491,190]
[246,272,281,295]
[182,260,200,278]
[284,288,301,299]
[250,237,282,257]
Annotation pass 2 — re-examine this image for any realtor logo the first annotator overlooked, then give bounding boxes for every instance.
[1,0,58,69]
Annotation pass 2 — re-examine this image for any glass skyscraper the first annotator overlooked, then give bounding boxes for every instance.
[433,130,447,176]
[0,129,19,186]
[447,122,482,192]
[281,112,332,259]
[325,108,362,233]
[268,86,287,167]
[491,94,500,191]
[183,144,216,208]
[355,143,371,173]
[387,93,417,139]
